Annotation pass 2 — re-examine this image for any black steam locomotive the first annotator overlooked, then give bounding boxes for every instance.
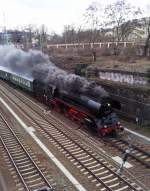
[33,80,123,136]
[0,66,123,136]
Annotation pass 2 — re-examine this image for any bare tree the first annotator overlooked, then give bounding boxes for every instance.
[143,17,150,56]
[84,1,101,44]
[21,24,36,49]
[62,24,77,43]
[48,31,62,44]
[140,6,150,56]
[84,1,105,62]
[76,25,83,44]
[105,0,140,41]
[27,24,34,44]
[39,24,48,50]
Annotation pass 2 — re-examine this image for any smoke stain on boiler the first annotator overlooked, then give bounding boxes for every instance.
[0,45,108,98]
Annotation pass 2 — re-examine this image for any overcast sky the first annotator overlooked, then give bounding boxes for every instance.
[0,0,150,34]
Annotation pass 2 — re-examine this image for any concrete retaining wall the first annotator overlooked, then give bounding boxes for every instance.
[92,79,150,127]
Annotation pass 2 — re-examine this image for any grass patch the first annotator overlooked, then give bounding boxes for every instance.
[88,56,150,73]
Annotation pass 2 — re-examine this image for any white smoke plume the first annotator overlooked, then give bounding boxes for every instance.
[0,45,108,98]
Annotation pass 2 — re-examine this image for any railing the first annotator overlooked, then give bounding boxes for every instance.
[14,41,145,50]
[47,41,139,49]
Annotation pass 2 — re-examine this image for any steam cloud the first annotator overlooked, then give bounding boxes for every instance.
[0,45,108,98]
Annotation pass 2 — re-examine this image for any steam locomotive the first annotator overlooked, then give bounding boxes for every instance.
[0,66,123,136]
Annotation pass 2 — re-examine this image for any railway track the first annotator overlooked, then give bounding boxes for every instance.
[105,139,150,169]
[0,112,54,191]
[0,82,146,190]
[3,81,149,169]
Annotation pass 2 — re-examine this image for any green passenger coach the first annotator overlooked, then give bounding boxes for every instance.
[0,69,11,80]
[10,74,33,92]
[0,66,33,92]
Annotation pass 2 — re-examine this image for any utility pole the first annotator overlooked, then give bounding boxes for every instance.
[3,12,8,44]
[117,136,133,175]
[117,148,131,175]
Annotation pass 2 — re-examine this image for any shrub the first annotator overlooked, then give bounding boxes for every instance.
[118,47,137,63]
[100,47,112,56]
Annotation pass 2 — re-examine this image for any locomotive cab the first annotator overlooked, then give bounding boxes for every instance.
[99,102,112,116]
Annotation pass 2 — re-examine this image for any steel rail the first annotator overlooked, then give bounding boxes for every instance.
[0,112,53,190]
